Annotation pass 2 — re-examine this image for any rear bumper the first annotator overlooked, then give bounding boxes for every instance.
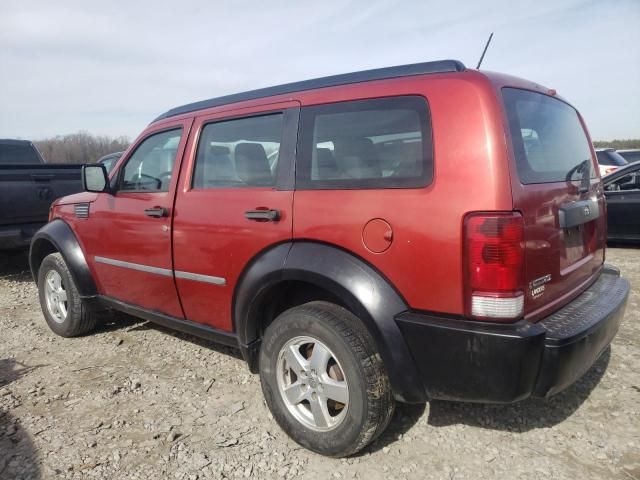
[0,222,44,249]
[396,265,630,403]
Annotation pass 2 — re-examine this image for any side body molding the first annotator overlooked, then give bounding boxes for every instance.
[29,219,98,297]
[234,241,427,403]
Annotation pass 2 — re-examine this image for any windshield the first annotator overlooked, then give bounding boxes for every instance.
[503,88,596,184]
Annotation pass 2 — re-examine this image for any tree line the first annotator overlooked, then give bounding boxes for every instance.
[32,132,640,165]
[593,139,640,149]
[35,132,130,164]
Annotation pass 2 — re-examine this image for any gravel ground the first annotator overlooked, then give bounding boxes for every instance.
[0,247,638,480]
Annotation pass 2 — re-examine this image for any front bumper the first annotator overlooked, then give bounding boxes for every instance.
[396,265,630,403]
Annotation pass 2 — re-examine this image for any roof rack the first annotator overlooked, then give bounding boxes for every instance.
[153,59,465,122]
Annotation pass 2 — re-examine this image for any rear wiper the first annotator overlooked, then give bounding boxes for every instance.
[565,159,591,194]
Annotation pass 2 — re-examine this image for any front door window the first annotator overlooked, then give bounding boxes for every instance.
[120,129,183,192]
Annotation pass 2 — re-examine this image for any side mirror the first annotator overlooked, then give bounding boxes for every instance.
[82,164,110,193]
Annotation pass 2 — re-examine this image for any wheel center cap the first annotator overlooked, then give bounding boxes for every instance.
[308,375,318,389]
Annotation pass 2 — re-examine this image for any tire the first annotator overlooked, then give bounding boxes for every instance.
[37,252,98,337]
[259,301,395,457]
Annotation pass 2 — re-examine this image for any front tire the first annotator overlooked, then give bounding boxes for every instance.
[259,301,395,457]
[37,252,98,337]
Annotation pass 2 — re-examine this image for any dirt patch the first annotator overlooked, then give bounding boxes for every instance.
[1,247,639,479]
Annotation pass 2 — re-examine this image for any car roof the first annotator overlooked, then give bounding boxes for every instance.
[616,149,640,153]
[595,148,615,152]
[0,139,33,146]
[153,59,466,123]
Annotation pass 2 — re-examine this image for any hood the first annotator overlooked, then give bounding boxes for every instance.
[54,191,99,206]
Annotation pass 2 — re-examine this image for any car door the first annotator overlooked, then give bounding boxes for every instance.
[605,164,640,240]
[172,102,299,331]
[80,119,192,318]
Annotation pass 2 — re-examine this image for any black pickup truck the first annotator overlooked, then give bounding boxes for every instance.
[0,139,83,249]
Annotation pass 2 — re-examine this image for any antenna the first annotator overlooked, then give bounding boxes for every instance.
[476,32,494,69]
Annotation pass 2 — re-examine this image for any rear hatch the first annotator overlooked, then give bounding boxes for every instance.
[502,88,606,322]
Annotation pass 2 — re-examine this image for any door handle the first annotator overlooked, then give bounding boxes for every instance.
[144,207,169,218]
[244,209,280,222]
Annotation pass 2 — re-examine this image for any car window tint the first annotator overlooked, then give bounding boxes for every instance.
[0,144,41,164]
[610,151,628,166]
[608,169,640,191]
[503,88,596,184]
[120,129,182,192]
[620,151,640,163]
[297,96,432,189]
[596,152,614,166]
[193,113,283,188]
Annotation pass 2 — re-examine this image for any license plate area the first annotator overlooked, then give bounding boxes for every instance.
[562,225,586,266]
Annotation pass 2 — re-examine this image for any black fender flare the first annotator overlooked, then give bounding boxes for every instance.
[29,219,98,298]
[234,241,427,403]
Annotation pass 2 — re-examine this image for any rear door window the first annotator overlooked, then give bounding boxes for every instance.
[503,88,595,184]
[297,96,433,189]
[192,113,283,188]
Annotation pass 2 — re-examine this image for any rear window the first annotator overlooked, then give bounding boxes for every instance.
[619,151,640,163]
[596,150,628,167]
[296,96,432,189]
[0,143,42,164]
[503,88,595,184]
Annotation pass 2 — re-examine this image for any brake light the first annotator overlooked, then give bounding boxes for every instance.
[604,166,617,175]
[464,212,524,321]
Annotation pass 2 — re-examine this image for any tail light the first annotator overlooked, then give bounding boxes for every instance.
[603,166,617,175]
[464,212,524,321]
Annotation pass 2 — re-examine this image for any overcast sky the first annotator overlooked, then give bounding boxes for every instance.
[1,0,638,141]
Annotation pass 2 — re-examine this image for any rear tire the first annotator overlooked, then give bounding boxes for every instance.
[37,252,98,337]
[259,301,395,457]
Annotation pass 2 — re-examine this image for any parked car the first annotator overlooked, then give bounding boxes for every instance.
[97,151,123,173]
[29,60,630,457]
[0,139,83,249]
[604,161,640,243]
[596,148,628,176]
[616,149,640,164]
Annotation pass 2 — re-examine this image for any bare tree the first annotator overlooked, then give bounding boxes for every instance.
[34,131,130,164]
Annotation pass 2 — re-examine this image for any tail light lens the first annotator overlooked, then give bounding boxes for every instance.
[464,212,524,321]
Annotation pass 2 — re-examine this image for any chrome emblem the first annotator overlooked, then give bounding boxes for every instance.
[583,205,590,217]
[529,274,552,299]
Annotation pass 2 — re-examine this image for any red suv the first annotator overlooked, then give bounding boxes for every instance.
[30,60,630,457]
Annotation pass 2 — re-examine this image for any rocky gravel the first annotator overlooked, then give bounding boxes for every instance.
[0,247,639,480]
